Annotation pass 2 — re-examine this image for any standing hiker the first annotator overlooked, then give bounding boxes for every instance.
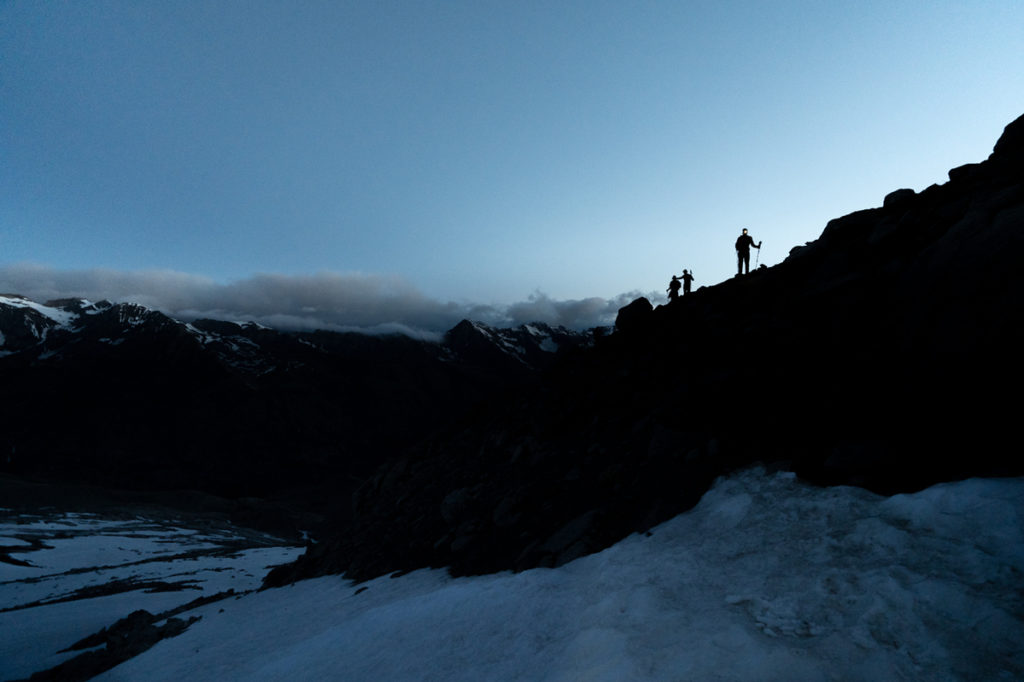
[681,269,694,295]
[735,228,762,275]
[667,275,682,302]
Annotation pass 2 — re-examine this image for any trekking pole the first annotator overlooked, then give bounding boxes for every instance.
[755,243,762,268]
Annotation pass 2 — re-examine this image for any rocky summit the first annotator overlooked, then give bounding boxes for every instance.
[265,113,1024,585]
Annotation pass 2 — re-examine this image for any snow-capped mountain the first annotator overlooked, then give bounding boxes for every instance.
[0,294,590,372]
[0,295,84,355]
[443,319,595,370]
[0,295,265,368]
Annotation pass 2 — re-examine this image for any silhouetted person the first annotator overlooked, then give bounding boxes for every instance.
[735,228,762,275]
[682,269,694,295]
[667,275,682,302]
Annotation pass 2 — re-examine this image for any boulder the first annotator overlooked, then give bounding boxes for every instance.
[883,188,916,207]
[614,297,653,333]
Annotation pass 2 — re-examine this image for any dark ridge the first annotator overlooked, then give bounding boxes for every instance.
[265,113,1024,586]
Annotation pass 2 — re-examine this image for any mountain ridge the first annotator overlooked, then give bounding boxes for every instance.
[265,112,1024,584]
[0,294,592,530]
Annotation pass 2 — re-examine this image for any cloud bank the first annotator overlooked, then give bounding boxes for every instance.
[0,264,648,337]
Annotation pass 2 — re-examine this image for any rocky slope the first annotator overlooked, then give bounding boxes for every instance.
[266,113,1024,585]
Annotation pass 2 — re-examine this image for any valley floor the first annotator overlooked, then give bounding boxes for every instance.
[3,468,1023,681]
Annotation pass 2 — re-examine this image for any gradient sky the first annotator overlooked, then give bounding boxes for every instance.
[2,1,1022,329]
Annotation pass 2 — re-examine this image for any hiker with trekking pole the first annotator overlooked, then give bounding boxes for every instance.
[735,228,762,275]
[681,269,694,294]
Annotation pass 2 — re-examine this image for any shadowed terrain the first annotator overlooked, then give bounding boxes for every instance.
[267,113,1024,584]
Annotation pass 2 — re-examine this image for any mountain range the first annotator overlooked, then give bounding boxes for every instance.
[0,295,592,534]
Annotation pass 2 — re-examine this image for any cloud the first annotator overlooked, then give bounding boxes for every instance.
[505,291,642,329]
[0,264,647,336]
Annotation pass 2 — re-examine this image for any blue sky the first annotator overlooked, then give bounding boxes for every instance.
[1,1,1022,330]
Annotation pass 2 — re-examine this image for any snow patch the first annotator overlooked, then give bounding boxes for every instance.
[0,512,303,681]
[0,296,76,328]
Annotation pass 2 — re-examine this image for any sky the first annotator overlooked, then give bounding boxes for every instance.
[2,1,1022,331]
[3,469,1022,680]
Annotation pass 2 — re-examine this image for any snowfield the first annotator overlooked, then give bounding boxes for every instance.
[0,512,304,681]
[3,469,1023,681]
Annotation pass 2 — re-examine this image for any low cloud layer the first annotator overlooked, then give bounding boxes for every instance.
[0,264,649,337]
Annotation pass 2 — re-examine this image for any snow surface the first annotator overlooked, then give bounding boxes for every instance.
[51,469,1024,681]
[0,512,303,680]
[0,295,76,328]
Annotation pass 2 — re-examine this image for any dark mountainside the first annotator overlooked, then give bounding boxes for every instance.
[0,300,590,534]
[266,114,1024,585]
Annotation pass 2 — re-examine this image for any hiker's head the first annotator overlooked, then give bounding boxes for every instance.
[742,228,748,235]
